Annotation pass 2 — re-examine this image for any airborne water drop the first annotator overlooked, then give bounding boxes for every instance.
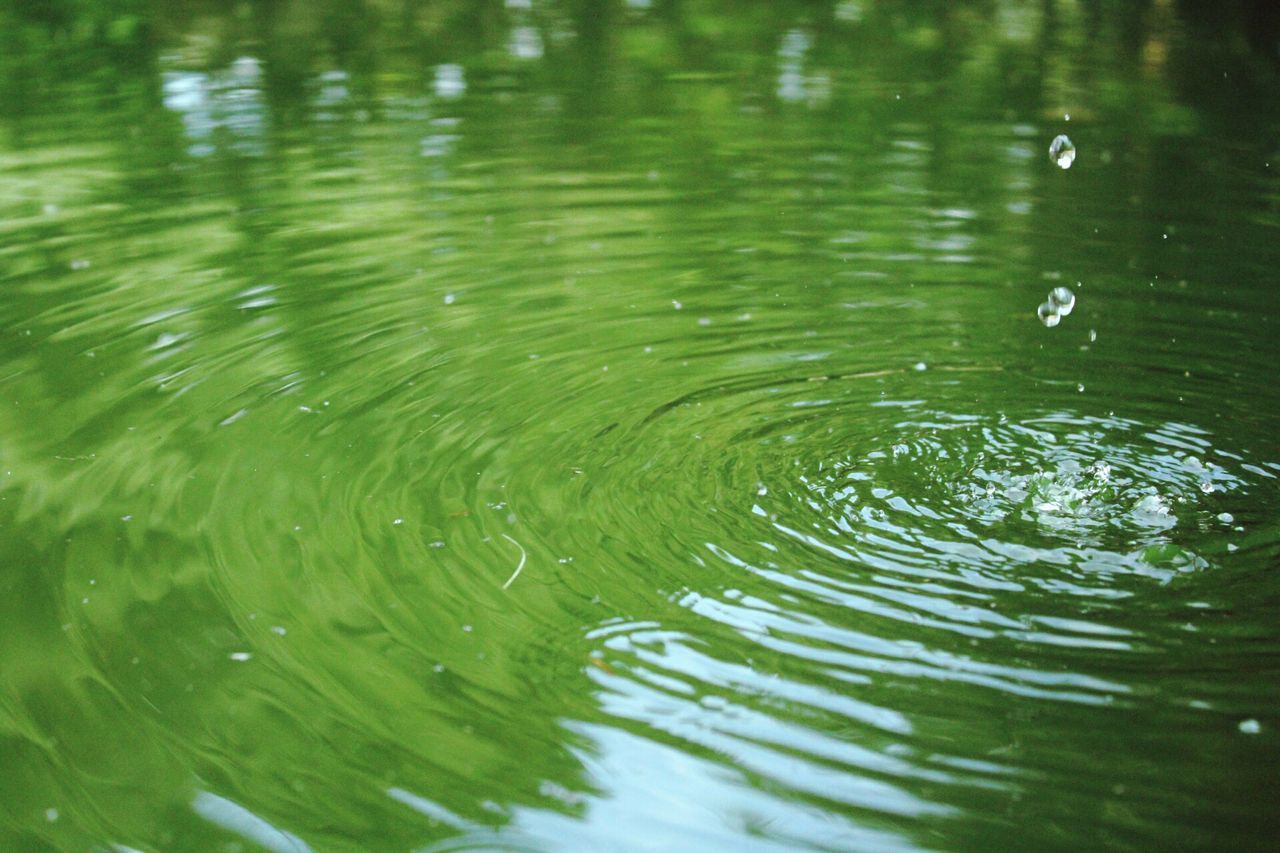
[1049,134,1076,169]
[1049,286,1076,315]
[1037,302,1061,327]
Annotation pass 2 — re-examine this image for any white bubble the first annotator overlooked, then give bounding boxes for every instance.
[1217,512,1234,524]
[229,652,252,661]
[1238,718,1261,734]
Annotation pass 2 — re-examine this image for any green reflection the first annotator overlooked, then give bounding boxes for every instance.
[2,1,1280,850]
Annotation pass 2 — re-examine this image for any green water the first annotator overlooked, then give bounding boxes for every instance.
[3,2,1280,850]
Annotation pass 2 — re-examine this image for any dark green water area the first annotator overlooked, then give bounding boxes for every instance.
[3,1,1280,850]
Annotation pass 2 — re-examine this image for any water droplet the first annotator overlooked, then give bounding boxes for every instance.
[1217,512,1234,524]
[1037,302,1061,327]
[1199,482,1215,494]
[1238,718,1261,734]
[443,293,456,305]
[45,808,58,823]
[913,362,927,371]
[229,652,252,662]
[1049,134,1076,169]
[1049,286,1076,315]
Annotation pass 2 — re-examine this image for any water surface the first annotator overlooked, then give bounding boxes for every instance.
[2,2,1279,850]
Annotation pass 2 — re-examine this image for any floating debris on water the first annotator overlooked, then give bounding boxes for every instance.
[1049,133,1075,169]
[1037,285,1075,327]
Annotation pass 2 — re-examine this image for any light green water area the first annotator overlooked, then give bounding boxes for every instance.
[3,2,1280,850]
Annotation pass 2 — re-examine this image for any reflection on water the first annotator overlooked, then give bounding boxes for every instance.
[2,1,1280,850]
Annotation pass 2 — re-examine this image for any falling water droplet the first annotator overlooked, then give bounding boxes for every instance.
[1049,286,1076,315]
[1049,134,1076,169]
[1037,302,1061,327]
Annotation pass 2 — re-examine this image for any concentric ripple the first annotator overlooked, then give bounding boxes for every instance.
[777,410,1250,584]
[4,13,1280,848]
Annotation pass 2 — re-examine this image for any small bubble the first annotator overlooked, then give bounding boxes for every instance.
[462,624,472,633]
[1238,718,1261,734]
[1077,384,1085,392]
[1037,302,1061,327]
[1049,134,1075,169]
[229,652,252,662]
[1200,482,1215,494]
[1217,512,1234,524]
[45,808,58,823]
[1049,286,1076,315]
[270,625,287,636]
[756,483,768,496]
[443,293,456,305]
[70,259,91,270]
[1089,329,1097,342]
[433,663,445,673]
[913,362,927,371]
[672,300,683,310]
[393,518,404,525]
